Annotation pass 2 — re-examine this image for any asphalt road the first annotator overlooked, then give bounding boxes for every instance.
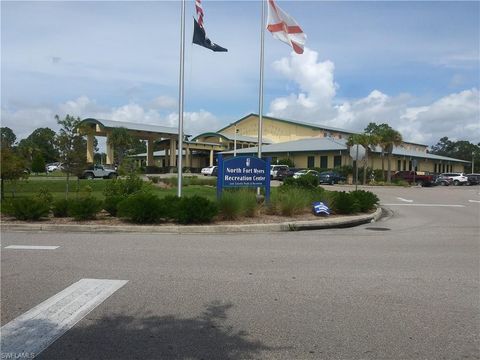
[1,185,479,360]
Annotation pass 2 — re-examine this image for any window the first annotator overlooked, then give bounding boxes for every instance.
[334,155,342,168]
[434,164,437,173]
[397,160,401,171]
[408,161,412,171]
[307,156,315,168]
[320,156,328,169]
[403,160,407,171]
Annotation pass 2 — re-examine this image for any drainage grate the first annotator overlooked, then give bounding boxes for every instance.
[365,227,391,231]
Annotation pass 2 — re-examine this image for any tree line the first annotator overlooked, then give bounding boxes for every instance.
[0,114,146,199]
[345,123,479,184]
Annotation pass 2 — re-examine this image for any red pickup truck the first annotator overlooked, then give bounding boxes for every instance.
[392,171,436,187]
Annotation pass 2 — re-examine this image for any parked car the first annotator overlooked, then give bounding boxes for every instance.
[441,172,468,186]
[466,173,480,185]
[274,167,291,181]
[391,171,436,187]
[201,166,217,176]
[293,169,319,179]
[318,171,346,185]
[270,165,289,180]
[46,162,63,172]
[434,174,453,186]
[81,165,118,179]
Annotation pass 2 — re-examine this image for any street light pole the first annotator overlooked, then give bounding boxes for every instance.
[472,151,475,173]
[234,126,238,157]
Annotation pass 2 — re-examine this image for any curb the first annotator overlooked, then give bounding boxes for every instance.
[1,207,382,234]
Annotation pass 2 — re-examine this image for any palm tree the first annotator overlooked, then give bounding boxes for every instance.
[379,128,403,183]
[365,123,402,182]
[347,133,379,184]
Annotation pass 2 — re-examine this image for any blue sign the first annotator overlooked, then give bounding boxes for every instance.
[217,155,270,201]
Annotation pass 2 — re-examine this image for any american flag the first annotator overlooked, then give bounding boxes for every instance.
[312,202,330,216]
[195,0,204,28]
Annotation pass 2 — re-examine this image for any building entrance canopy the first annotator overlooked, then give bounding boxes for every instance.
[79,118,190,166]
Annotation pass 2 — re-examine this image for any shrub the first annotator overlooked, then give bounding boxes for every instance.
[161,195,182,220]
[159,176,216,187]
[277,188,310,216]
[217,191,243,220]
[217,189,258,220]
[392,179,410,187]
[283,173,318,189]
[36,187,53,205]
[0,199,14,216]
[240,190,258,218]
[104,174,146,197]
[69,197,103,220]
[176,195,218,224]
[148,176,161,184]
[117,192,166,223]
[52,198,71,217]
[350,190,379,212]
[31,154,46,174]
[276,158,295,167]
[9,197,50,220]
[335,165,353,178]
[267,186,327,216]
[103,195,125,217]
[329,191,360,214]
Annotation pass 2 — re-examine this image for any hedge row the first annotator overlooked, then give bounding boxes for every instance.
[1,174,379,222]
[1,192,219,224]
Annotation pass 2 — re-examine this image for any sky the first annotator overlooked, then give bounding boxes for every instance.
[2,0,479,150]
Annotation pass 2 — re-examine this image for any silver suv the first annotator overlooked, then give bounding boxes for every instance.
[82,165,118,179]
[441,172,468,186]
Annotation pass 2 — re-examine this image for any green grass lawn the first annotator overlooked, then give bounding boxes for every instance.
[2,178,217,201]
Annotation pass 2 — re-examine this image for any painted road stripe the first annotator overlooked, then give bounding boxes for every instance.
[396,197,413,203]
[5,245,59,250]
[1,278,128,358]
[382,203,465,207]
[468,200,480,203]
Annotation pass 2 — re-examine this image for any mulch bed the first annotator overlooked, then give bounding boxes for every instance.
[1,210,340,226]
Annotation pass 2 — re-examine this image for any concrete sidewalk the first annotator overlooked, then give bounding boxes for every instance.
[1,208,382,234]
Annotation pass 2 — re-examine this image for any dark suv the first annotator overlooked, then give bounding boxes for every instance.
[466,173,480,185]
[318,171,346,185]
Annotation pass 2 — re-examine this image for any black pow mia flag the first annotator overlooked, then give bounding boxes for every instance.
[193,18,228,52]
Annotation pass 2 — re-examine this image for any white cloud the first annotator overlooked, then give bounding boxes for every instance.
[151,96,177,110]
[400,88,480,144]
[165,110,221,137]
[268,48,480,145]
[1,96,221,147]
[267,48,338,121]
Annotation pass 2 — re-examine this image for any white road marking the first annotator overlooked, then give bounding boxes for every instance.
[468,200,480,203]
[1,278,128,358]
[382,203,465,207]
[396,197,413,203]
[5,245,59,250]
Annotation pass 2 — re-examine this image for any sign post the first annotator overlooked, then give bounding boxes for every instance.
[217,154,270,202]
[412,159,418,184]
[349,145,366,190]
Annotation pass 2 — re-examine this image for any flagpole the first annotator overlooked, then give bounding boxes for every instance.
[177,0,186,197]
[257,0,265,196]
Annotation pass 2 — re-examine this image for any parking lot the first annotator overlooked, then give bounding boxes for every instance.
[2,185,479,359]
